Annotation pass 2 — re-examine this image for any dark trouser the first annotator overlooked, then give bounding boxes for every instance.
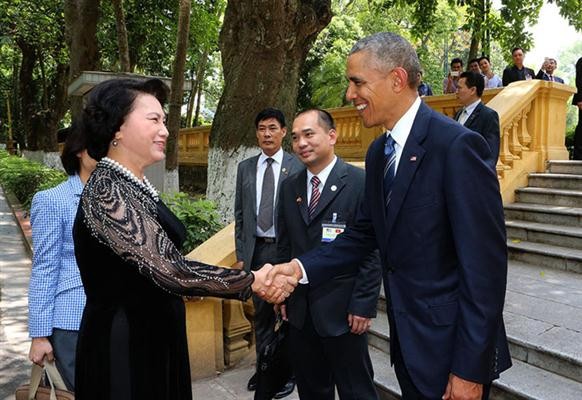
[574,108,582,160]
[391,331,491,400]
[288,312,378,400]
[251,240,279,359]
[49,328,78,391]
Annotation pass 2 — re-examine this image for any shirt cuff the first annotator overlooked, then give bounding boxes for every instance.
[293,258,309,284]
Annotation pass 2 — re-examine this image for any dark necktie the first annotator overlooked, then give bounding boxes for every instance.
[257,158,275,231]
[308,176,321,219]
[384,134,396,207]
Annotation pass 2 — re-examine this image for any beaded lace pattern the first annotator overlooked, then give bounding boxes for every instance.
[81,162,253,300]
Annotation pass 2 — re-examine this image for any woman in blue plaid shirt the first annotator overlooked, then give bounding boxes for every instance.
[28,128,96,390]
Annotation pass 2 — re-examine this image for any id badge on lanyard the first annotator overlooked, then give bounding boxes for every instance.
[321,212,346,243]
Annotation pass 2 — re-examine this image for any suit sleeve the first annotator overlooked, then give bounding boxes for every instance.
[482,108,500,168]
[234,162,245,262]
[444,131,508,383]
[276,180,292,264]
[347,248,382,318]
[535,69,544,80]
[28,191,61,337]
[502,68,510,87]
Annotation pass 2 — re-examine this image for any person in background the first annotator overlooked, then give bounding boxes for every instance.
[417,71,433,97]
[72,78,295,400]
[502,47,535,86]
[443,57,464,94]
[479,56,503,88]
[468,58,482,74]
[28,128,96,390]
[455,71,500,171]
[234,107,301,398]
[535,58,565,83]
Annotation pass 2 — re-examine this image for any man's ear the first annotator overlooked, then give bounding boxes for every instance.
[392,68,409,93]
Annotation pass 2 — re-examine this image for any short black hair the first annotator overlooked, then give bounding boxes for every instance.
[296,108,336,131]
[451,58,464,67]
[254,108,286,129]
[460,71,485,97]
[60,121,87,175]
[82,78,169,161]
[511,47,524,55]
[468,58,480,65]
[479,55,491,64]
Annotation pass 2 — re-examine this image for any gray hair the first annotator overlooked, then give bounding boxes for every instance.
[349,32,422,88]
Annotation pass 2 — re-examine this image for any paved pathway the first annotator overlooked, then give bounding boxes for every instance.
[0,186,298,399]
[0,187,31,399]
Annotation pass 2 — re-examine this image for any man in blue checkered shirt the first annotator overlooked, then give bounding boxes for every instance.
[28,129,95,390]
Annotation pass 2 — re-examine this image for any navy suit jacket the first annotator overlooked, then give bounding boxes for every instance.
[573,57,582,105]
[299,101,511,398]
[535,70,565,83]
[455,102,500,171]
[277,158,381,337]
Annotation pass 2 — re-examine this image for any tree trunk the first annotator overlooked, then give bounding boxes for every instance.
[65,0,101,120]
[193,78,203,127]
[165,0,192,191]
[185,72,198,128]
[17,40,38,150]
[112,0,131,72]
[207,0,331,219]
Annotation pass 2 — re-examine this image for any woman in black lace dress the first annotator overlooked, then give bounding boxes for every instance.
[72,78,294,400]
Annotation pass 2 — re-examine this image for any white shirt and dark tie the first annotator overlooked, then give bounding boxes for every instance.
[256,148,284,239]
[457,99,481,126]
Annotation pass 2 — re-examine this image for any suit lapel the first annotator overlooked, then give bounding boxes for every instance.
[308,159,347,223]
[249,155,259,217]
[384,103,429,239]
[464,102,482,129]
[275,152,294,210]
[293,170,310,226]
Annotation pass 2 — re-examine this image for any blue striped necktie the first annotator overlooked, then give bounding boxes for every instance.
[384,134,396,207]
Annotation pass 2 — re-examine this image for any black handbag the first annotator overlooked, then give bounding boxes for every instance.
[254,316,292,400]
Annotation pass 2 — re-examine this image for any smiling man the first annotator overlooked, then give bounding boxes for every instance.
[234,108,302,398]
[267,32,511,400]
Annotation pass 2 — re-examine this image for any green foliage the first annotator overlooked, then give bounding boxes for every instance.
[0,153,66,209]
[161,192,223,254]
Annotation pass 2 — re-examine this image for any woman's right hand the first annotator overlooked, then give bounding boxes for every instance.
[29,337,54,366]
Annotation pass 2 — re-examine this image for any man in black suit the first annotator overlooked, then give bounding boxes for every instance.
[502,47,535,86]
[234,107,302,397]
[277,109,381,400]
[455,71,500,171]
[573,57,582,160]
[267,32,510,400]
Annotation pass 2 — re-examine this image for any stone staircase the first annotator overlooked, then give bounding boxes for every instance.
[368,160,582,400]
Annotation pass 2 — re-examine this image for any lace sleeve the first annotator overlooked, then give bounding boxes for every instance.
[81,169,253,300]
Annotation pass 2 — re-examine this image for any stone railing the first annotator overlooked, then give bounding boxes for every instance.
[182,81,576,378]
[486,80,575,202]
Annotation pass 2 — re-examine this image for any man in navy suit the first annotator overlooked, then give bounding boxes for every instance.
[535,58,565,83]
[266,32,511,399]
[455,71,500,171]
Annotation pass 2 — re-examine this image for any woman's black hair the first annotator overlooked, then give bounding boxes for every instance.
[60,122,87,176]
[82,78,169,161]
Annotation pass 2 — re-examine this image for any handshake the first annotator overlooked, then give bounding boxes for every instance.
[250,260,303,303]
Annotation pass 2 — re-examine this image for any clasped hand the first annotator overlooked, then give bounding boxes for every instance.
[251,260,303,303]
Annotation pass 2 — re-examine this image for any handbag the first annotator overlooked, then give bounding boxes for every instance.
[15,359,75,400]
[254,315,292,400]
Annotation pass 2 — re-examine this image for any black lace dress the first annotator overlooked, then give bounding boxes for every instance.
[73,163,254,400]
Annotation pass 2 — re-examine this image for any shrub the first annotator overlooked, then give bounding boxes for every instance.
[0,154,67,209]
[161,192,223,254]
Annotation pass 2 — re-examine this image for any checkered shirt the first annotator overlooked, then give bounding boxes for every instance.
[28,174,86,337]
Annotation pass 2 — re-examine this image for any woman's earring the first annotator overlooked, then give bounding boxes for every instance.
[112,140,118,147]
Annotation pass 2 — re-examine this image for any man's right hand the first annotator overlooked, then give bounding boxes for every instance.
[29,337,54,366]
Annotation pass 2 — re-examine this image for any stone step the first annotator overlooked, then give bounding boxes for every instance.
[369,333,582,400]
[507,239,582,274]
[504,202,582,228]
[528,173,582,190]
[547,160,582,175]
[515,187,582,208]
[506,220,582,249]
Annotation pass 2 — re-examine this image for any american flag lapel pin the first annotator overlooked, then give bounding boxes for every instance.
[410,155,417,162]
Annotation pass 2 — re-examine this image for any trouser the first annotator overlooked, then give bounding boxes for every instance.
[49,328,78,391]
[573,108,582,160]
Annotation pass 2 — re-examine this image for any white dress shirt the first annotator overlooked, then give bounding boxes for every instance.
[459,99,481,126]
[255,148,284,238]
